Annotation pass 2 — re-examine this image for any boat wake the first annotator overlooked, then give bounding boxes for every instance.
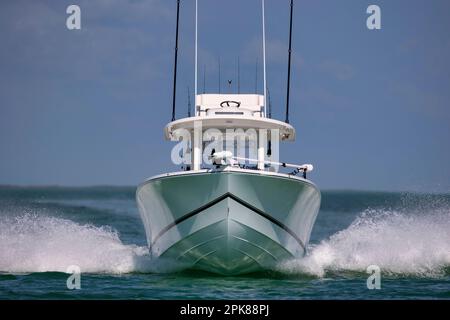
[278,207,450,278]
[1,206,449,277]
[0,214,160,274]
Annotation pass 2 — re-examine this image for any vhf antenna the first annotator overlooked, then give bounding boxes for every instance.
[203,65,206,93]
[218,56,221,93]
[237,57,241,94]
[254,59,258,93]
[267,88,272,119]
[285,0,294,124]
[187,86,192,117]
[171,0,181,121]
[267,87,272,156]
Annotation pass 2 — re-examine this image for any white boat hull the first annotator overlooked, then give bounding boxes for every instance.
[136,168,321,275]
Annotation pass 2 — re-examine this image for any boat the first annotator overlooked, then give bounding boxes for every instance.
[136,0,321,275]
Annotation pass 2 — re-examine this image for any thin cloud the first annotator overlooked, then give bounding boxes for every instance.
[242,36,304,69]
[389,82,450,120]
[318,60,356,81]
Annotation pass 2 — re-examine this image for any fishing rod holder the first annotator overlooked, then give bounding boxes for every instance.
[209,151,314,179]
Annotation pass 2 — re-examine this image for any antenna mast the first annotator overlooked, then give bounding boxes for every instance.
[194,0,198,108]
[254,59,258,93]
[262,0,267,117]
[187,87,192,117]
[203,65,206,93]
[171,0,181,121]
[237,57,240,94]
[218,56,221,93]
[285,0,294,123]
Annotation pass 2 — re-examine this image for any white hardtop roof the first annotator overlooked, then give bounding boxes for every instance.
[165,94,296,141]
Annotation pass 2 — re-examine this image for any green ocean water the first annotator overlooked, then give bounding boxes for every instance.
[0,186,449,299]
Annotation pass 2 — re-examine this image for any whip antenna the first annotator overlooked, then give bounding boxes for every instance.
[218,56,221,93]
[262,0,267,117]
[237,57,241,94]
[203,65,206,93]
[171,0,181,121]
[194,0,198,103]
[187,87,191,117]
[285,0,294,123]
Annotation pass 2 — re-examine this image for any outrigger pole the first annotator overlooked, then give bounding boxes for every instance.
[171,0,181,121]
[285,0,294,124]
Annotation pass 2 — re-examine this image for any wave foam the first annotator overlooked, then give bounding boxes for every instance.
[0,214,156,274]
[1,206,449,277]
[278,208,450,277]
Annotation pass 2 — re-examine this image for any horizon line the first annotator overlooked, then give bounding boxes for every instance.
[0,184,449,195]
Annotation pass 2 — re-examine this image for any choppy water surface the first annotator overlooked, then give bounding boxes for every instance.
[0,187,449,299]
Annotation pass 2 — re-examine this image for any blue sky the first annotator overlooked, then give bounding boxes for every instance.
[0,0,449,192]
